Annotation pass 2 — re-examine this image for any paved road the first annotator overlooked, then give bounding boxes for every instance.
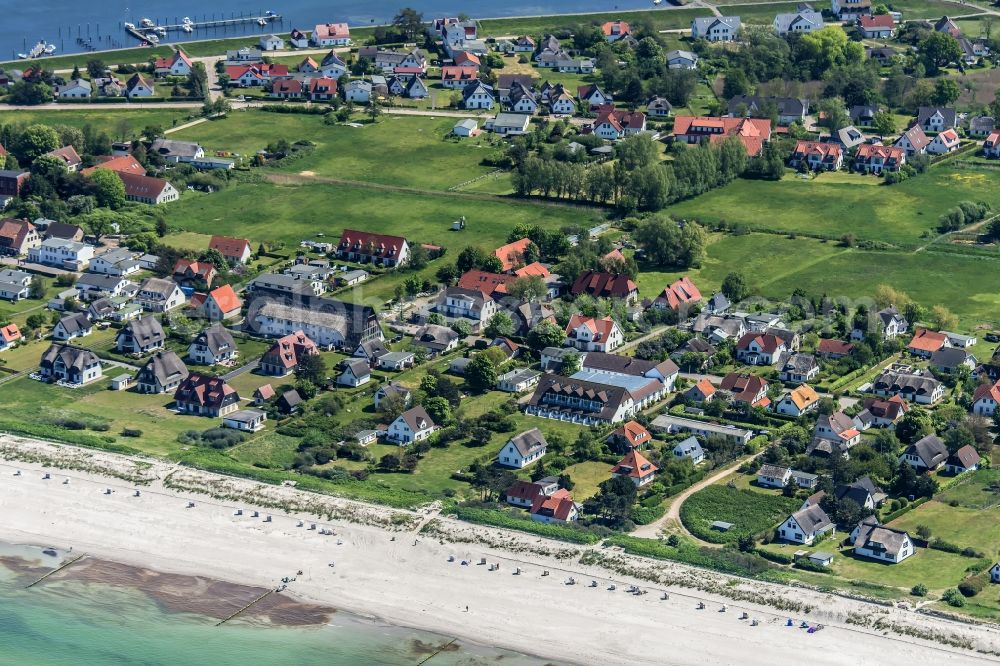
[221,358,259,381]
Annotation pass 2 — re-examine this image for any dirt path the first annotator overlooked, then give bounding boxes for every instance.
[631,452,763,541]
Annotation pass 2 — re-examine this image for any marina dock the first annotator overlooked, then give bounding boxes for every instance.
[124,13,282,45]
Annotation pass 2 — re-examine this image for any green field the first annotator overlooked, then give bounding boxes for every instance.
[935,469,1000,510]
[681,485,801,544]
[666,167,1000,248]
[173,112,503,190]
[478,7,712,37]
[0,108,196,134]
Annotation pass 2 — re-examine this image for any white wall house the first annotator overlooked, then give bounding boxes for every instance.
[498,428,548,469]
[387,407,437,444]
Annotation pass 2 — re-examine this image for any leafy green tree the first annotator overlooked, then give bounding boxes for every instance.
[423,396,452,426]
[8,81,53,105]
[931,78,960,106]
[585,475,638,527]
[920,32,962,74]
[721,271,750,302]
[871,110,896,137]
[28,276,46,300]
[633,215,707,269]
[484,311,514,338]
[89,169,127,209]
[465,350,501,393]
[295,353,328,385]
[392,7,425,40]
[507,275,546,302]
[13,124,60,163]
[526,320,565,350]
[722,68,750,99]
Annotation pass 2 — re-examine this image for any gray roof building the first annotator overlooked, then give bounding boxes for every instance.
[508,428,548,458]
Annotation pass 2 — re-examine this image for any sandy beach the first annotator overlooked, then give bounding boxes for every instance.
[1,435,999,666]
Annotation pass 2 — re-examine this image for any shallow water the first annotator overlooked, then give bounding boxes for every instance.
[0,544,555,666]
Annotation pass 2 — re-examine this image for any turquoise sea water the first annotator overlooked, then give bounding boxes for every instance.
[0,545,552,666]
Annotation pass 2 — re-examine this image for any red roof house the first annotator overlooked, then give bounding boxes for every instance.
[907,328,947,358]
[720,372,770,408]
[652,276,702,311]
[209,235,253,265]
[260,331,318,376]
[570,270,638,303]
[610,449,658,486]
[336,229,410,267]
[672,116,772,156]
[494,238,534,272]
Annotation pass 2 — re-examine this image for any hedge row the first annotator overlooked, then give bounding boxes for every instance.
[453,506,602,544]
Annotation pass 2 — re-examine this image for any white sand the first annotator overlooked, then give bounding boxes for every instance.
[1,436,998,666]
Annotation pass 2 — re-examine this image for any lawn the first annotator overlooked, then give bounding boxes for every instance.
[561,460,612,500]
[478,7,712,37]
[680,485,801,544]
[666,166,1000,248]
[0,108,196,135]
[173,111,503,190]
[935,468,1000,510]
[890,501,1000,565]
[163,178,605,307]
[0,45,173,71]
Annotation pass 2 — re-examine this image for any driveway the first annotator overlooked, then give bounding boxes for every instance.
[631,451,764,541]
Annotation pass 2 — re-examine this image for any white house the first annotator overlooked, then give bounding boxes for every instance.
[453,118,479,137]
[991,562,1000,584]
[778,505,834,545]
[462,82,495,110]
[672,436,705,464]
[223,409,268,432]
[387,407,437,444]
[337,358,371,387]
[496,368,541,393]
[259,34,284,51]
[52,313,93,341]
[89,248,140,276]
[757,464,792,488]
[611,449,659,487]
[29,238,94,271]
[312,22,351,46]
[776,384,820,417]
[666,49,698,70]
[135,277,186,312]
[850,517,914,563]
[564,314,623,353]
[691,16,741,41]
[498,428,548,468]
[344,80,372,103]
[900,434,948,471]
[972,380,1000,416]
[926,128,961,155]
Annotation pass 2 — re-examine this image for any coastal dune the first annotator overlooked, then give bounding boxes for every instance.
[0,436,998,666]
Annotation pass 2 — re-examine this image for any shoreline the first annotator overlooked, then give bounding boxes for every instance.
[2,435,1000,665]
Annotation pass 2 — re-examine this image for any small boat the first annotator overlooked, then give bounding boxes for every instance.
[145,33,159,43]
[257,17,267,26]
[182,17,193,24]
[44,43,56,54]
[653,0,662,4]
[16,53,27,60]
[155,27,166,36]
[182,24,192,33]
[124,22,135,30]
[42,548,58,556]
[140,18,154,28]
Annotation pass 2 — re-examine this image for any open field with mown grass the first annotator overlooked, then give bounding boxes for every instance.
[478,7,712,36]
[173,112,503,190]
[666,166,1000,247]
[634,232,1000,328]
[0,108,196,134]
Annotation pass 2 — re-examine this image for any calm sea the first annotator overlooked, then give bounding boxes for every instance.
[0,544,553,666]
[3,0,654,59]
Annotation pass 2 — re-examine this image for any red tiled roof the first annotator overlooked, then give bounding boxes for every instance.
[601,20,630,36]
[173,259,216,280]
[859,14,895,28]
[457,269,515,295]
[612,420,651,447]
[45,145,82,167]
[255,384,275,399]
[611,449,658,479]
[453,51,481,66]
[937,128,960,145]
[907,328,947,353]
[338,229,407,261]
[314,22,350,40]
[855,143,905,161]
[692,378,716,398]
[566,313,618,341]
[272,79,303,94]
[116,171,171,198]
[513,262,550,278]
[81,154,145,176]
[973,380,1000,405]
[793,140,842,160]
[209,235,251,260]
[736,333,785,354]
[530,488,576,521]
[0,323,21,343]
[570,270,637,300]
[672,116,772,156]
[440,66,478,83]
[208,284,242,313]
[594,108,645,133]
[175,373,237,408]
[308,77,337,95]
[720,372,768,406]
[655,276,702,310]
[494,238,533,271]
[818,339,854,356]
[262,331,318,369]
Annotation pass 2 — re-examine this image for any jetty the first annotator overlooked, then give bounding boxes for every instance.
[124,12,281,44]
[25,554,85,588]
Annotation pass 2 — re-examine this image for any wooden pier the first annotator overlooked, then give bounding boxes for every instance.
[125,13,282,44]
[25,555,85,588]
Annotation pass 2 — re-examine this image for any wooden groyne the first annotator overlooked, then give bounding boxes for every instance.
[25,554,85,588]
[216,589,275,626]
